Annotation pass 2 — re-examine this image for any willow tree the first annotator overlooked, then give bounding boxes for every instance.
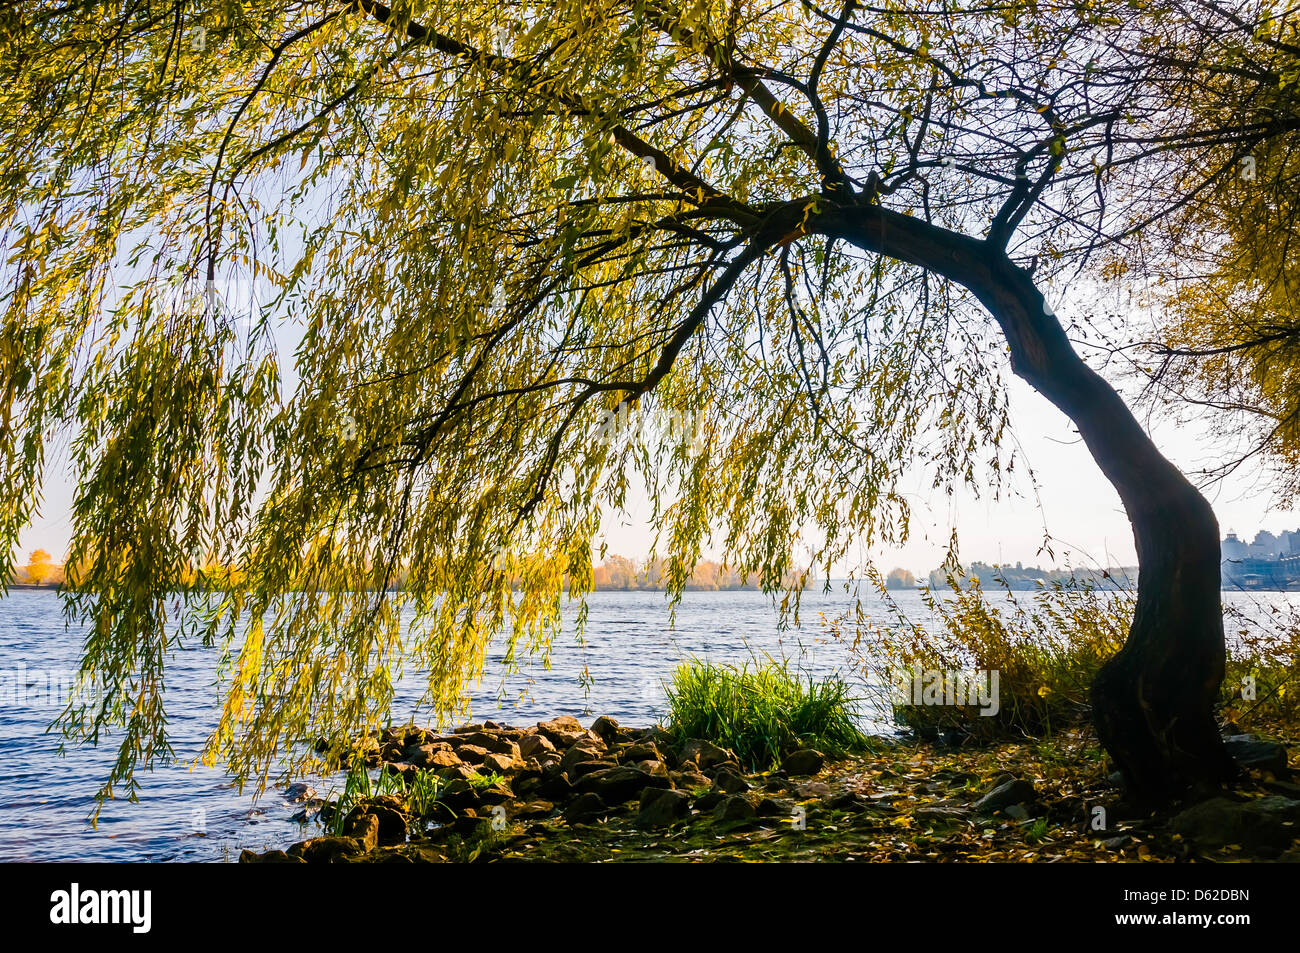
[1121,3,1300,493]
[2,0,1261,805]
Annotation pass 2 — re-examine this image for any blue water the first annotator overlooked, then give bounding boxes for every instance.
[0,584,896,861]
[3,586,1294,861]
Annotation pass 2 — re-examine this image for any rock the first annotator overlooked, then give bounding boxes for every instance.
[567,758,618,780]
[239,849,304,863]
[510,799,555,819]
[636,788,690,827]
[1170,795,1300,851]
[564,792,609,825]
[473,781,514,806]
[288,835,367,863]
[638,726,678,753]
[537,715,589,747]
[380,738,407,762]
[590,715,621,743]
[518,733,557,760]
[458,732,522,758]
[427,814,486,842]
[455,744,490,765]
[289,806,319,824]
[379,725,408,745]
[756,796,795,817]
[535,750,563,768]
[782,749,825,776]
[671,767,711,792]
[283,781,316,803]
[405,728,437,747]
[572,764,670,805]
[381,762,414,782]
[481,722,528,738]
[541,716,583,733]
[409,744,461,770]
[712,768,751,794]
[714,795,757,823]
[694,790,726,812]
[560,739,608,773]
[536,764,574,800]
[636,760,670,781]
[973,778,1037,814]
[937,770,979,787]
[1224,734,1291,775]
[482,752,522,775]
[678,739,736,770]
[513,775,542,797]
[795,781,832,800]
[437,778,481,811]
[827,791,872,812]
[342,811,380,850]
[622,741,662,763]
[344,804,408,847]
[436,764,478,784]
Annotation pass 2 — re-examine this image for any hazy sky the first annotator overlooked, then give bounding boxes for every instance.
[596,372,1291,576]
[17,355,1291,577]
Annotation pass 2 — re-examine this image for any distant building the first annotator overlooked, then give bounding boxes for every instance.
[1222,529,1300,589]
[1222,532,1248,560]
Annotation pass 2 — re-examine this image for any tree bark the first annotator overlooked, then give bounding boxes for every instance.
[821,203,1235,804]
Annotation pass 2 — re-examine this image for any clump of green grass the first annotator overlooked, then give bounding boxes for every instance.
[404,766,442,817]
[322,761,443,834]
[663,658,871,770]
[467,771,506,790]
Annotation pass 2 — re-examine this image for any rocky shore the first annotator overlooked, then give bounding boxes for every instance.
[240,717,1300,863]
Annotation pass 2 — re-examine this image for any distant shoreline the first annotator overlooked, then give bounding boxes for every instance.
[3,583,1297,596]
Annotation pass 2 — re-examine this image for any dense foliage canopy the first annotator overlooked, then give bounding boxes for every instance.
[2,0,1292,803]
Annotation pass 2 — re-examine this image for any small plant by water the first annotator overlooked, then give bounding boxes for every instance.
[833,567,1300,743]
[324,761,442,834]
[663,657,871,770]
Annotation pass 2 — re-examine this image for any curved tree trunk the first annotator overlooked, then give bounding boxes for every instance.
[823,204,1236,805]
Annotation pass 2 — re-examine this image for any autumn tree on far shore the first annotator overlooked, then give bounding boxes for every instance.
[592,555,799,590]
[885,568,916,590]
[10,549,63,587]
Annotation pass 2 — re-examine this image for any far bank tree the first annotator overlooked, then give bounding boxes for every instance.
[4,0,1288,805]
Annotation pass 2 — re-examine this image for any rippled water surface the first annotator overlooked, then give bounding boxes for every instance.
[1,586,1294,861]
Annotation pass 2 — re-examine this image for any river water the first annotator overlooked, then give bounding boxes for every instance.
[0,585,1293,861]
